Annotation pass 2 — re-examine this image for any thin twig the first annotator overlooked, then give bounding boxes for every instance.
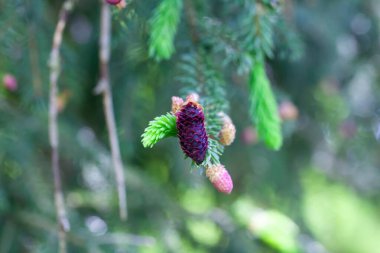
[184,0,200,45]
[96,2,128,221]
[48,1,74,252]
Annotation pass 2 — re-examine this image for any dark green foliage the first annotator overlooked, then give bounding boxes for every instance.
[148,0,183,60]
[203,0,280,74]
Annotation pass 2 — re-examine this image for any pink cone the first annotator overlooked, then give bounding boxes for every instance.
[206,164,233,194]
[3,74,17,91]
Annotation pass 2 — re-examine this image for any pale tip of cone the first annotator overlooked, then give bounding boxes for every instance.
[186,92,200,103]
[171,96,184,113]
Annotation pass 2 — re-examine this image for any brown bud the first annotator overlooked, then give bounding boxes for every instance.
[219,113,236,146]
[57,90,71,113]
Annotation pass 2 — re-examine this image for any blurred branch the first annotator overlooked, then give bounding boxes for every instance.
[0,221,15,253]
[97,233,156,247]
[96,2,128,221]
[184,0,199,45]
[48,1,74,252]
[16,212,156,248]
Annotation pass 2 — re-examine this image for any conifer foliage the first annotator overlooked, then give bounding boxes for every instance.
[1,0,379,251]
[148,0,183,60]
[141,113,177,148]
[141,0,302,193]
[248,60,282,150]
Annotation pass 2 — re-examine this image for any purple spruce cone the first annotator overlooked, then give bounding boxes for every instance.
[176,99,208,164]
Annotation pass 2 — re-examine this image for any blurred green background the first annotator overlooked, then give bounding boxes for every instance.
[1,0,380,252]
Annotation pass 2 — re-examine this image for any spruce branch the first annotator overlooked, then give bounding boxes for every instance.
[202,1,279,74]
[203,138,224,166]
[148,0,183,61]
[141,113,177,148]
[48,1,73,252]
[251,2,276,58]
[248,59,282,150]
[97,2,128,221]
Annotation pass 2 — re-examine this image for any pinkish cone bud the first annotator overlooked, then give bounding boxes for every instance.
[171,96,184,113]
[279,101,298,121]
[218,113,236,146]
[3,74,17,91]
[242,126,258,145]
[206,164,233,194]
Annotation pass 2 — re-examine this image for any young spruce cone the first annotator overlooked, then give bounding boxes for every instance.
[176,98,208,164]
[206,164,233,194]
[219,113,236,146]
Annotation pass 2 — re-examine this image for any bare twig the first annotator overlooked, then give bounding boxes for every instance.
[184,0,200,45]
[48,1,74,252]
[96,2,128,221]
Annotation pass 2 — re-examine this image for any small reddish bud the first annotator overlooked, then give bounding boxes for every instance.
[206,164,233,194]
[242,127,258,145]
[218,113,236,146]
[171,96,184,114]
[279,101,298,121]
[3,74,17,91]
